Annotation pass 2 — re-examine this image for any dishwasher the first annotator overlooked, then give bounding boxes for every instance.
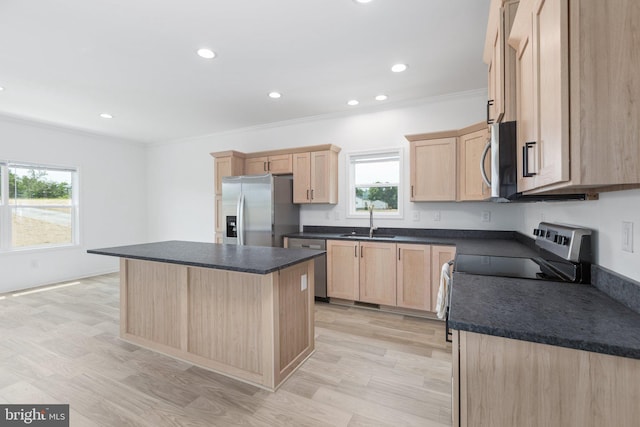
[286,238,327,299]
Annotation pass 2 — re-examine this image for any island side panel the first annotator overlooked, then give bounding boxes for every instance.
[188,267,265,377]
[276,260,315,385]
[122,258,184,349]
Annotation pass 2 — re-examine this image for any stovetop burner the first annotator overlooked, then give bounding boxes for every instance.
[454,254,580,282]
[454,223,593,284]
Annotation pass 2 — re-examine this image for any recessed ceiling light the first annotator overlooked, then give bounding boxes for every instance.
[347,100,359,106]
[100,113,113,119]
[268,92,282,99]
[197,48,216,59]
[391,63,408,73]
[0,86,4,91]
[375,94,388,101]
[354,0,373,3]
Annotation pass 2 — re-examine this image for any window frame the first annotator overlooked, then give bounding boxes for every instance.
[346,148,403,219]
[0,161,80,252]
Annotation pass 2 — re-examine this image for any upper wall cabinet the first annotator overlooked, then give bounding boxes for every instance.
[458,126,491,201]
[408,136,458,201]
[292,149,339,204]
[406,122,489,202]
[245,154,293,175]
[212,151,245,195]
[211,144,340,204]
[508,0,640,194]
[484,0,520,124]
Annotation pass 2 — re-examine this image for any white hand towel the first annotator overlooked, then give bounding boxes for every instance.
[436,262,451,319]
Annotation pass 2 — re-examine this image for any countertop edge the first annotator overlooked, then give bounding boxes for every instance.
[87,248,322,275]
[448,321,640,360]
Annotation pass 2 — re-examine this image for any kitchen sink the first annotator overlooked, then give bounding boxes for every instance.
[340,233,397,239]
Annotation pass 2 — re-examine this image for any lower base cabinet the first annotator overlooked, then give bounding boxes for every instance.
[397,244,432,310]
[430,245,457,312]
[327,240,455,314]
[359,242,397,305]
[452,330,640,427]
[326,240,359,300]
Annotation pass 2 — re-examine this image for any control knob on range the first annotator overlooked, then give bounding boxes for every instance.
[554,235,570,245]
[533,228,543,236]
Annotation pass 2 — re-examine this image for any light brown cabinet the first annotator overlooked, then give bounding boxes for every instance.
[359,241,397,306]
[430,245,456,312]
[213,152,244,195]
[409,137,457,201]
[511,0,570,192]
[328,240,454,313]
[244,154,293,175]
[407,123,490,202]
[327,240,359,300]
[327,240,396,304]
[509,0,640,194]
[458,127,491,201]
[292,150,339,204]
[484,0,519,124]
[396,244,432,310]
[453,330,640,427]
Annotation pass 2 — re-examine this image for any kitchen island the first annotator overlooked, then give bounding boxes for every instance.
[88,241,323,391]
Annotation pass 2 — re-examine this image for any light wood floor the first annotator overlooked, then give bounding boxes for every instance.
[0,273,452,426]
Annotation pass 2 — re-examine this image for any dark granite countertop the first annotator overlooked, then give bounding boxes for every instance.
[448,273,640,359]
[88,240,324,275]
[285,229,539,258]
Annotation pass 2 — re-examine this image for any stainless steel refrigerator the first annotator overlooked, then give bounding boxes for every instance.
[222,174,300,247]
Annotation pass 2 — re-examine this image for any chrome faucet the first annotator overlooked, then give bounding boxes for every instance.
[369,204,377,238]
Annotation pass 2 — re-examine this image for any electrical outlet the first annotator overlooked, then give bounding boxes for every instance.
[433,211,441,222]
[301,274,308,291]
[481,211,491,223]
[622,221,634,253]
[412,211,420,221]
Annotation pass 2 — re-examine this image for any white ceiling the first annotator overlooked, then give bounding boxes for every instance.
[0,0,490,143]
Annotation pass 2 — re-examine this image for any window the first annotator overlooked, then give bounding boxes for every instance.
[348,149,402,218]
[0,161,79,250]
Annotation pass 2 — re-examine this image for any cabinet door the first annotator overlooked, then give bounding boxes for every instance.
[515,28,538,193]
[214,155,244,195]
[458,129,491,201]
[267,154,293,174]
[245,157,269,175]
[397,244,431,310]
[410,138,457,201]
[310,150,338,204]
[215,195,224,233]
[292,152,311,203]
[430,246,456,312]
[532,0,569,188]
[215,157,232,195]
[327,240,359,300]
[359,242,396,305]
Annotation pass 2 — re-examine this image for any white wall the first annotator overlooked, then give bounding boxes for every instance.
[0,116,148,292]
[146,90,523,244]
[520,190,640,282]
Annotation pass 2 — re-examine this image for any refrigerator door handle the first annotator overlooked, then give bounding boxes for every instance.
[236,194,245,246]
